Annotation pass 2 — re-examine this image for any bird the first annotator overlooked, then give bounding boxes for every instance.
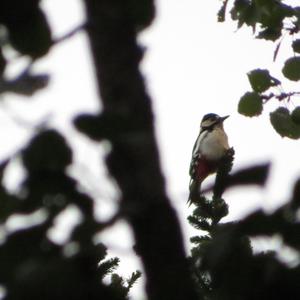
[188,113,230,206]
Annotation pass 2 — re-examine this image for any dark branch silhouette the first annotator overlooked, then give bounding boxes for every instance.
[81,1,199,300]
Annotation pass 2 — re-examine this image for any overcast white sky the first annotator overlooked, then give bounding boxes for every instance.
[2,0,300,298]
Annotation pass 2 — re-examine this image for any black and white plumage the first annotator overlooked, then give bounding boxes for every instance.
[188,113,230,205]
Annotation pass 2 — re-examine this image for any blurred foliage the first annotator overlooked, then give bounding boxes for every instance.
[0,0,51,96]
[188,152,300,300]
[218,0,300,139]
[3,1,300,300]
[0,70,49,96]
[127,0,155,31]
[0,130,140,300]
[0,0,52,58]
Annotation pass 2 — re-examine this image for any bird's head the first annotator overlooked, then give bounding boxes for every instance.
[200,113,229,131]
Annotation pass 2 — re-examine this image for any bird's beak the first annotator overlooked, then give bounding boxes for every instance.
[220,115,229,122]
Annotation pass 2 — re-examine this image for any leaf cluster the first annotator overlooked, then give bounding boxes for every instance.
[0,1,52,96]
[0,130,139,300]
[219,1,300,139]
[237,67,300,138]
[220,0,298,41]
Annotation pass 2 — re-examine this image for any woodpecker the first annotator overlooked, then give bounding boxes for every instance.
[188,113,230,205]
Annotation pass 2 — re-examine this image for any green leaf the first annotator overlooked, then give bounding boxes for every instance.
[269,107,291,137]
[238,92,263,117]
[243,3,259,28]
[282,57,300,81]
[230,1,258,29]
[218,0,228,22]
[257,27,282,41]
[255,0,273,6]
[230,0,250,21]
[291,106,300,124]
[270,107,300,139]
[247,69,280,92]
[292,39,300,53]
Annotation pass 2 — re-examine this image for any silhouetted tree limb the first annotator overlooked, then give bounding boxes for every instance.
[81,1,199,300]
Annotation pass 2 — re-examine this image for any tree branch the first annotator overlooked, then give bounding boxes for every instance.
[81,1,199,300]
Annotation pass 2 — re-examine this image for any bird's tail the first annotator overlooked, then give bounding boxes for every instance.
[187,179,201,207]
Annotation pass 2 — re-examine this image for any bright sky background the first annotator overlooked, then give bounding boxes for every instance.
[1,0,300,299]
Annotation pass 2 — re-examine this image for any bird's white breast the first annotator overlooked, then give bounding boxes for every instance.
[196,128,229,161]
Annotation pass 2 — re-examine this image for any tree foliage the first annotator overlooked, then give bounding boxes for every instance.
[0,1,197,300]
[219,0,300,139]
[0,130,140,300]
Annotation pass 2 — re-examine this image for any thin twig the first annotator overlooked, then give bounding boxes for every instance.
[52,22,87,46]
[261,91,300,103]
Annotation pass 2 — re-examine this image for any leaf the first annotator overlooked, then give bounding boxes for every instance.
[7,8,52,58]
[238,92,263,117]
[74,114,104,141]
[22,130,73,173]
[230,0,257,29]
[282,57,300,81]
[255,0,273,6]
[74,112,137,141]
[243,3,259,29]
[230,164,268,188]
[201,163,270,194]
[218,0,229,22]
[128,0,155,31]
[257,27,282,41]
[239,209,282,236]
[227,163,270,187]
[270,107,300,139]
[292,39,300,53]
[291,106,300,124]
[0,71,50,96]
[269,107,291,137]
[247,69,280,92]
[239,207,300,249]
[230,0,250,21]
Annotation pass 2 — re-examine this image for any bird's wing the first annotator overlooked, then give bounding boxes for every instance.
[189,133,201,177]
